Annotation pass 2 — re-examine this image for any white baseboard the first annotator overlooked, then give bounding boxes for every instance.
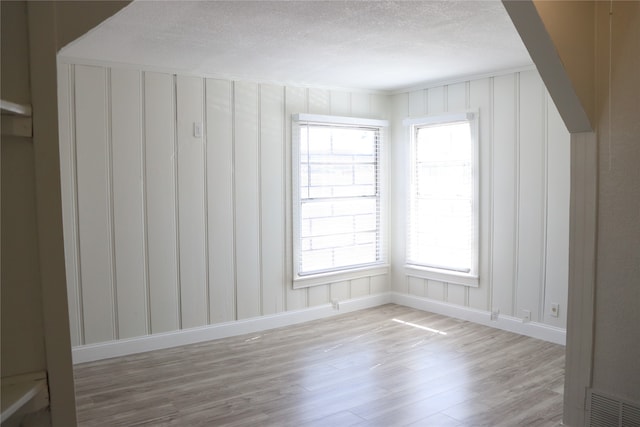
[73,291,565,364]
[72,293,392,364]
[391,292,566,345]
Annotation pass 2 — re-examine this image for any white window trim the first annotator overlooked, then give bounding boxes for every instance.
[403,111,480,288]
[292,114,389,289]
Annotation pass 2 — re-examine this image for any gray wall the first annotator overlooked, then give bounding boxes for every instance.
[1,0,45,378]
[590,0,640,403]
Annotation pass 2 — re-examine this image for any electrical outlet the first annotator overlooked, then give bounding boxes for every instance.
[521,309,531,323]
[331,299,340,310]
[550,303,559,318]
[491,308,500,321]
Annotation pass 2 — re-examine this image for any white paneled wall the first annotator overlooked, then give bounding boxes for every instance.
[145,72,180,334]
[59,63,391,347]
[111,68,147,339]
[391,70,570,327]
[59,62,569,350]
[260,84,286,316]
[205,79,235,324]
[74,65,115,344]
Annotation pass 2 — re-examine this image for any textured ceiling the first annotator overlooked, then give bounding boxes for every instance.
[60,0,533,92]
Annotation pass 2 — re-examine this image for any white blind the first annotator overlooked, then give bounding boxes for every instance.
[293,115,386,277]
[407,119,476,273]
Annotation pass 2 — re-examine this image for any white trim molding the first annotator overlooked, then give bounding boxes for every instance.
[403,111,481,287]
[291,114,389,286]
[405,265,479,288]
[72,293,391,364]
[402,112,474,127]
[293,266,389,289]
[563,131,598,427]
[73,290,568,364]
[293,113,388,128]
[391,292,566,345]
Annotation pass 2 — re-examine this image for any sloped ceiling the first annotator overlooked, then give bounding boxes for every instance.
[60,0,533,92]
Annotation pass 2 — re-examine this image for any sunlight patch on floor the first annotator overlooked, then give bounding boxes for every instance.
[391,318,448,335]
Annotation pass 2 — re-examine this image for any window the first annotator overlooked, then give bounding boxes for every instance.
[292,114,388,286]
[404,112,479,286]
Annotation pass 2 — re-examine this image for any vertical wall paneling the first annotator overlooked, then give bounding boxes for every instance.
[61,64,571,351]
[370,94,388,120]
[426,279,446,301]
[330,91,351,116]
[543,96,570,327]
[408,276,426,297]
[176,75,208,328]
[351,92,370,117]
[307,285,329,307]
[57,63,82,346]
[308,88,330,115]
[408,90,426,117]
[260,84,286,315]
[370,274,389,294]
[74,65,115,344]
[490,74,518,316]
[516,70,545,322]
[284,86,309,310]
[110,68,148,338]
[447,284,467,306]
[144,72,180,333]
[468,78,492,311]
[391,72,567,326]
[427,86,446,114]
[539,93,549,322]
[350,277,370,298]
[390,93,409,293]
[330,281,350,301]
[107,69,119,340]
[308,286,330,306]
[234,81,262,319]
[447,82,467,111]
[205,79,236,323]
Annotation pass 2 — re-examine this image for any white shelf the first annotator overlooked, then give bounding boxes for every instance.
[0,99,32,117]
[1,371,48,424]
[1,99,33,138]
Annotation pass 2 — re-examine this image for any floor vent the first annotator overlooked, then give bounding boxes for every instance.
[588,389,640,427]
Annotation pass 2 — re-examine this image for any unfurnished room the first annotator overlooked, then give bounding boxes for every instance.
[1,1,638,426]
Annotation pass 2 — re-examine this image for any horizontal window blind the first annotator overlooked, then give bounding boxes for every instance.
[407,117,477,275]
[293,115,386,277]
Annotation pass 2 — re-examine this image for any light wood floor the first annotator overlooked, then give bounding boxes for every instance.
[74,304,565,426]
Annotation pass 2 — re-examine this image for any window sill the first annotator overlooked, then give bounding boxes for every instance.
[404,265,479,287]
[293,265,389,289]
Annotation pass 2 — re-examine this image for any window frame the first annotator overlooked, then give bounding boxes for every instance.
[291,113,389,289]
[403,112,480,287]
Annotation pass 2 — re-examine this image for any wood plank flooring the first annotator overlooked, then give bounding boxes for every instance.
[74,304,565,426]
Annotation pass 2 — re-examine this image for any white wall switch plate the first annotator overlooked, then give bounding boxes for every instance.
[193,122,202,138]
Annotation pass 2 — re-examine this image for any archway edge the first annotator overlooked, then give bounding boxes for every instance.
[503,1,595,133]
[503,2,598,426]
